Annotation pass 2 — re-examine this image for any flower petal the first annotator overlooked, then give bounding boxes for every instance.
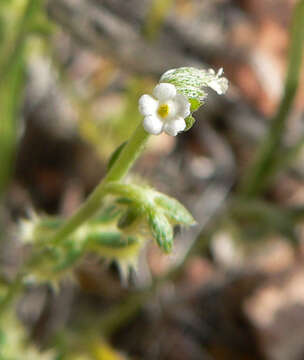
[163,117,186,136]
[217,67,224,76]
[138,94,158,116]
[153,83,176,101]
[143,115,163,135]
[207,77,229,95]
[175,93,190,118]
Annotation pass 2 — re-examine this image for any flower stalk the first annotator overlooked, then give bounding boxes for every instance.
[51,123,149,246]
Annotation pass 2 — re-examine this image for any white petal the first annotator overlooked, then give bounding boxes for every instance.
[138,94,158,116]
[175,93,190,118]
[163,117,186,136]
[143,115,163,135]
[208,77,229,95]
[153,83,176,101]
[217,67,224,76]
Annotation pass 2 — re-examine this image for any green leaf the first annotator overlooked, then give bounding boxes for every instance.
[184,115,196,131]
[147,208,173,253]
[107,141,127,171]
[155,195,196,226]
[118,208,140,229]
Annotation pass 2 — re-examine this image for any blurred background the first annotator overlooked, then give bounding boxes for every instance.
[1,0,304,359]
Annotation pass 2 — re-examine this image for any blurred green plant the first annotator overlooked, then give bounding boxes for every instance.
[0,0,48,198]
[229,198,302,245]
[240,0,304,197]
[142,0,175,40]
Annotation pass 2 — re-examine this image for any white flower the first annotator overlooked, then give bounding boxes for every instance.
[205,68,229,95]
[138,83,190,136]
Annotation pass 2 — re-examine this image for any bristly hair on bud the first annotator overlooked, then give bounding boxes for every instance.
[160,66,228,102]
[102,182,196,253]
[139,66,228,136]
[157,66,228,132]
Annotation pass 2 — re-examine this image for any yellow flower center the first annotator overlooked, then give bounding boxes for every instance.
[157,103,169,118]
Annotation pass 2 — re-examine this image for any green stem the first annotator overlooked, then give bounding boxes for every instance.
[240,0,304,197]
[52,124,149,245]
[266,135,304,181]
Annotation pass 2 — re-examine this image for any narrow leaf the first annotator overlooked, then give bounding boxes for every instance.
[107,141,127,171]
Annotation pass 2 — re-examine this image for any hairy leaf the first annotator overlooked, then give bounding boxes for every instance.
[155,195,196,226]
[147,208,173,253]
